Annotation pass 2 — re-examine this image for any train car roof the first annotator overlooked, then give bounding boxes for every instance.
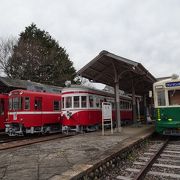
[9,89,61,97]
[62,85,132,100]
[154,76,180,86]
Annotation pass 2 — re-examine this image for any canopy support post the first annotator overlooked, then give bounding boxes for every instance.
[132,80,136,124]
[112,62,121,132]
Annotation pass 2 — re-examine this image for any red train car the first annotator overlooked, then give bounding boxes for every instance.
[5,90,61,136]
[0,94,8,131]
[61,86,132,133]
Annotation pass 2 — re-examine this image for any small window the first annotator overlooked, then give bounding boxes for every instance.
[95,97,100,108]
[89,95,94,108]
[0,99,4,115]
[34,98,42,110]
[168,90,180,105]
[81,96,87,108]
[100,99,103,108]
[9,98,12,110]
[66,97,72,108]
[125,102,128,109]
[120,101,123,109]
[157,90,166,106]
[54,101,60,110]
[62,97,65,109]
[74,96,79,108]
[24,97,30,110]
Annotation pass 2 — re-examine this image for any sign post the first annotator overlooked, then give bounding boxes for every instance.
[102,102,113,135]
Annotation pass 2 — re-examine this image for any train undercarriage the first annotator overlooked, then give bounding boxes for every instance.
[5,123,61,136]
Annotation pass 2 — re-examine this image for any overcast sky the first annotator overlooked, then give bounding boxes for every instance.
[0,0,180,79]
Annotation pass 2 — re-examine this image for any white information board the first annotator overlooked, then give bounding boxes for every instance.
[102,102,112,119]
[102,102,113,135]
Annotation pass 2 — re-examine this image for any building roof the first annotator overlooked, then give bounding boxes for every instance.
[77,50,156,95]
[0,77,62,93]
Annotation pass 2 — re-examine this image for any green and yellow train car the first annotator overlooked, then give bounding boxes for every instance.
[153,75,180,135]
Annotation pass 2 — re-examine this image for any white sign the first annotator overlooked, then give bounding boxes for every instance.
[102,102,113,135]
[102,102,112,119]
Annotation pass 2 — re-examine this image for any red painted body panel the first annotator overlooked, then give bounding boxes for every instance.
[61,109,132,126]
[0,94,8,130]
[7,90,61,128]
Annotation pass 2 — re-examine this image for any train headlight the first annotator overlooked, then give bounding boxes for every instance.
[157,119,161,121]
[168,118,173,121]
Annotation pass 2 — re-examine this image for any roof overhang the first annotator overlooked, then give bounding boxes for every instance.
[77,50,156,95]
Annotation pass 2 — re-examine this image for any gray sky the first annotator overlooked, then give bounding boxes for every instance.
[0,0,180,78]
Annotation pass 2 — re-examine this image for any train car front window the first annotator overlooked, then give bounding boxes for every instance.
[74,96,79,108]
[9,98,12,110]
[157,90,166,106]
[66,97,72,108]
[168,90,180,105]
[13,97,22,110]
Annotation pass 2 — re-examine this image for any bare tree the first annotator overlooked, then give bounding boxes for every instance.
[0,37,16,76]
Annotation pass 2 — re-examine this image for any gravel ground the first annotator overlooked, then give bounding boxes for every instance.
[100,140,167,180]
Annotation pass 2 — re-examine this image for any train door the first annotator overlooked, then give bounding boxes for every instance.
[0,99,5,129]
[34,97,42,127]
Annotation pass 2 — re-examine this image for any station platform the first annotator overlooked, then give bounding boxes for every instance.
[0,124,154,180]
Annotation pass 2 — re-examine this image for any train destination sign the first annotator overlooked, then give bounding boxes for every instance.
[166,81,180,87]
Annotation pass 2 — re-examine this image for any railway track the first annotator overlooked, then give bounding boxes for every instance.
[116,139,180,180]
[0,133,74,150]
[0,133,28,143]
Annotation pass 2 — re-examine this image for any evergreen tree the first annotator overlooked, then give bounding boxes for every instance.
[5,23,76,86]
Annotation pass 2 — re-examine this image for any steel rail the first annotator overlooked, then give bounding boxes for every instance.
[0,133,74,150]
[134,138,169,180]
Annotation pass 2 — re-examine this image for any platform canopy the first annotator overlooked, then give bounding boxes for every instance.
[77,50,156,95]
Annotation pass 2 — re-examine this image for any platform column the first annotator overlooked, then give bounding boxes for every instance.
[132,80,137,124]
[143,95,147,123]
[115,81,121,132]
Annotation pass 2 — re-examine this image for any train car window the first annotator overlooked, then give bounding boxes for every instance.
[74,96,79,108]
[123,102,126,109]
[54,101,60,110]
[100,99,103,108]
[0,99,4,115]
[24,97,30,110]
[34,98,42,110]
[168,90,180,105]
[125,102,128,109]
[127,102,130,110]
[81,96,87,108]
[13,97,22,110]
[66,97,72,108]
[157,90,166,106]
[89,95,94,108]
[9,98,12,110]
[62,97,65,109]
[120,101,123,109]
[96,97,100,108]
